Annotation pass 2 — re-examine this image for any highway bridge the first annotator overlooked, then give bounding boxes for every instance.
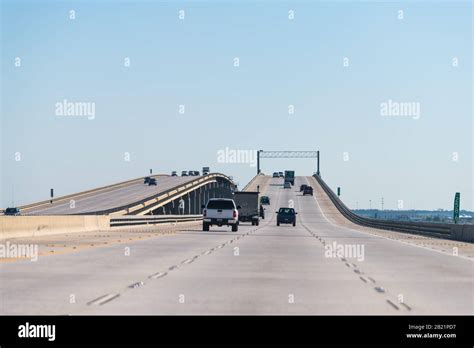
[0,173,472,315]
[17,173,235,216]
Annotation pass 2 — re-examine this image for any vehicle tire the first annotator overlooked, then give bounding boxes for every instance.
[203,223,209,231]
[293,222,296,227]
[256,220,259,226]
[232,224,238,232]
[277,222,280,226]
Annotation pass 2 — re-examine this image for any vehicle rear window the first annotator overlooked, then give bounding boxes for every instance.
[279,208,295,214]
[206,200,235,209]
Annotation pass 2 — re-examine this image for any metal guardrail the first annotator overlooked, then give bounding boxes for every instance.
[312,174,474,243]
[110,215,202,227]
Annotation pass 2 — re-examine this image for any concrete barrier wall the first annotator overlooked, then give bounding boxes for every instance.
[312,175,474,244]
[450,224,474,243]
[0,216,110,240]
[242,174,269,192]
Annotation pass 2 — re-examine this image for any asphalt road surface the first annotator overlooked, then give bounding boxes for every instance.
[1,176,472,314]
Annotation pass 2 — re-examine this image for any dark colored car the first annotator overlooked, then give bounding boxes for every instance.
[144,176,151,184]
[300,184,307,192]
[188,170,195,176]
[276,207,297,226]
[260,196,270,205]
[148,178,157,186]
[4,207,21,216]
[181,171,188,176]
[171,171,177,176]
[194,171,200,176]
[303,186,313,196]
[272,172,279,178]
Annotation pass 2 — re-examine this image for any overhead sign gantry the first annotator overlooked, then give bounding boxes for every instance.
[256,150,320,176]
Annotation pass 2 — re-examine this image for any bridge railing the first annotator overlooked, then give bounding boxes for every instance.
[110,215,202,227]
[312,174,474,243]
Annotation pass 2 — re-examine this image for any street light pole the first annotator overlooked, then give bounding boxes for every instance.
[257,150,262,175]
[316,150,320,176]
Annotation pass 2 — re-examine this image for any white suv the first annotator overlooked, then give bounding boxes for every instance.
[202,198,240,232]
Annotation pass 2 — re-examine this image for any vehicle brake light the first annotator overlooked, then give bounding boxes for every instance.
[233,210,237,218]
[203,209,207,217]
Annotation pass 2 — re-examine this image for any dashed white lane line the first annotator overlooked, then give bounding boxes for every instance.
[128,281,145,289]
[85,186,281,309]
[297,180,409,313]
[87,293,120,306]
[149,272,167,279]
[386,299,399,310]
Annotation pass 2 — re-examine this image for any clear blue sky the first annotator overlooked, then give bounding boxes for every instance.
[1,0,472,210]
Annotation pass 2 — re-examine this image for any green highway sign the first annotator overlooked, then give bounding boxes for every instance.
[453,192,460,224]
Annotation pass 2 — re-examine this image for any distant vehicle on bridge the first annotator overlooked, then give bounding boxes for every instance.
[202,198,240,232]
[233,191,260,226]
[276,207,297,226]
[284,170,295,185]
[283,182,291,189]
[171,171,177,176]
[300,184,307,192]
[144,176,151,184]
[278,171,284,178]
[4,207,21,216]
[193,170,200,176]
[148,178,157,186]
[272,172,279,178]
[303,186,313,196]
[181,171,188,176]
[202,167,210,175]
[260,196,270,205]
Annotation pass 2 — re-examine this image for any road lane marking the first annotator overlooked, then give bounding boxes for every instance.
[87,293,120,306]
[400,302,412,311]
[149,272,167,279]
[128,281,145,289]
[83,212,272,310]
[386,300,399,310]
